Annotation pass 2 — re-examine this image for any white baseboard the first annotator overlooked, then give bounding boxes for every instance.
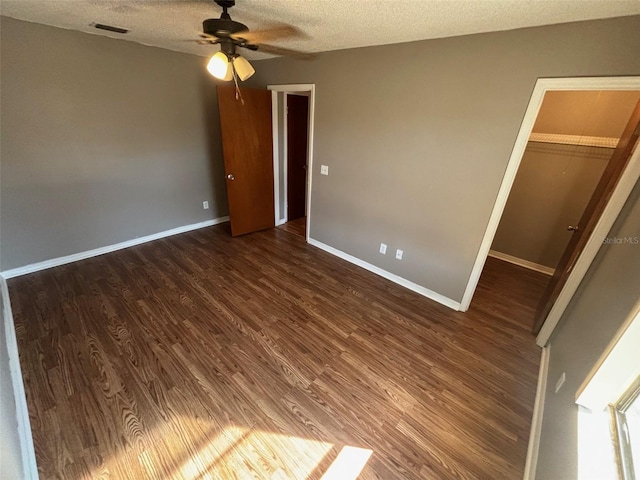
[1,275,39,479]
[524,346,550,480]
[308,238,461,311]
[488,250,555,276]
[1,216,229,278]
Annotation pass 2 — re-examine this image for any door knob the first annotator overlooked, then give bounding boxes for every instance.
[227,174,235,181]
[567,225,579,231]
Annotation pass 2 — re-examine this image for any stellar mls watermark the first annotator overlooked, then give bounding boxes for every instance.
[602,236,639,245]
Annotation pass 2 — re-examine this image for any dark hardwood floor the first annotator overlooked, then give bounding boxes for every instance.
[9,224,543,479]
[277,217,306,238]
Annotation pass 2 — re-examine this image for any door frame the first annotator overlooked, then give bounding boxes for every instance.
[268,84,315,242]
[459,76,640,347]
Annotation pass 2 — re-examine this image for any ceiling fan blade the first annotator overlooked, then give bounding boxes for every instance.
[178,39,218,45]
[255,43,315,60]
[231,25,303,44]
[185,33,220,45]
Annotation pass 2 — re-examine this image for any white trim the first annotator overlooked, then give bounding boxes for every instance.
[460,80,546,311]
[575,300,640,412]
[305,86,316,242]
[268,84,317,92]
[524,346,550,480]
[536,141,640,346]
[488,250,555,276]
[1,275,39,479]
[308,238,461,311]
[1,216,229,278]
[268,84,316,242]
[460,76,640,323]
[270,91,284,226]
[529,132,619,149]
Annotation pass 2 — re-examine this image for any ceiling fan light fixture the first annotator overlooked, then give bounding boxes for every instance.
[207,51,233,80]
[199,1,311,84]
[233,55,255,81]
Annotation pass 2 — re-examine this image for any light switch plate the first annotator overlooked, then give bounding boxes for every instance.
[320,165,329,175]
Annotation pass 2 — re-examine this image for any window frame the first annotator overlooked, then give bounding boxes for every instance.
[611,376,640,480]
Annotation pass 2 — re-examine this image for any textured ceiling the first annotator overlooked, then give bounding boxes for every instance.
[2,0,640,60]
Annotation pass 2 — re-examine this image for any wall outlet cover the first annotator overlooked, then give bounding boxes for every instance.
[320,165,329,175]
[202,201,209,209]
[555,372,566,393]
[379,243,387,254]
[395,249,403,260]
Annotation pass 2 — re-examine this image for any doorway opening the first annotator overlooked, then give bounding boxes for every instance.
[268,84,315,241]
[460,77,640,346]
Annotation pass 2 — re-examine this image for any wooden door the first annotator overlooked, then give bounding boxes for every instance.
[287,94,309,221]
[533,99,640,334]
[217,86,275,236]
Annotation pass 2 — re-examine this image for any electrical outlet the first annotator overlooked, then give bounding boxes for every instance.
[379,243,387,254]
[555,372,566,393]
[202,201,209,210]
[395,249,403,260]
[320,165,329,175]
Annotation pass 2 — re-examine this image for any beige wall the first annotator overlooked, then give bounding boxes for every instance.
[491,144,610,268]
[251,15,640,302]
[535,180,640,479]
[0,17,229,271]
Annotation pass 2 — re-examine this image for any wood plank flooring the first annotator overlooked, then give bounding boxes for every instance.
[9,224,543,479]
[277,217,306,238]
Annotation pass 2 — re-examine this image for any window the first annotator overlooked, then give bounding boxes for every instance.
[611,376,640,480]
[575,306,640,479]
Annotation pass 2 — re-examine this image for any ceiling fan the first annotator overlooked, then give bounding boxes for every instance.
[194,0,313,82]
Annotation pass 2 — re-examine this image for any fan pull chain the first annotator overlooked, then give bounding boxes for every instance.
[232,64,245,106]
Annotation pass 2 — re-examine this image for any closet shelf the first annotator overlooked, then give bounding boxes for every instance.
[529,133,619,149]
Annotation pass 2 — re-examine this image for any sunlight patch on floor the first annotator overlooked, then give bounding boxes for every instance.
[92,414,374,479]
[176,423,335,479]
[320,446,373,480]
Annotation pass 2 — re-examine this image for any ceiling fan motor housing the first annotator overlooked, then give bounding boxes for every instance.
[202,18,248,38]
[200,0,304,59]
